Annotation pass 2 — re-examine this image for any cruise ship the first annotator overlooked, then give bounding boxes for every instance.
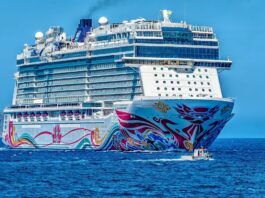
[2,10,234,151]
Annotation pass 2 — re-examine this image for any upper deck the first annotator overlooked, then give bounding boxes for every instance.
[11,10,232,106]
[16,10,222,67]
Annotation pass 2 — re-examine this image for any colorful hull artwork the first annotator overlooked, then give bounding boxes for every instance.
[2,99,234,151]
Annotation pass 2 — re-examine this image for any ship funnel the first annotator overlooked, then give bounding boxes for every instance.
[161,10,173,23]
[74,19,92,42]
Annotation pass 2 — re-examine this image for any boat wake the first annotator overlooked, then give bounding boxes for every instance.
[130,155,194,162]
[129,155,214,162]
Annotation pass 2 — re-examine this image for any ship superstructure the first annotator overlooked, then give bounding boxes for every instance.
[2,10,234,151]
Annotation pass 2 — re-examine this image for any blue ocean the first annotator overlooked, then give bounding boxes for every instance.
[0,139,264,197]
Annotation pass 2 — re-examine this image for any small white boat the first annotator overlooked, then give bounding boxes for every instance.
[192,148,212,160]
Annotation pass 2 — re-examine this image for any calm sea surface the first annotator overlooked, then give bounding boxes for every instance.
[0,139,264,197]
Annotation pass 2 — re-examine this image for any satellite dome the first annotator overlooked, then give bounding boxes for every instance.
[35,32,44,40]
[98,17,108,25]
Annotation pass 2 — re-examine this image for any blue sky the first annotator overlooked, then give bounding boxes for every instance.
[0,0,264,138]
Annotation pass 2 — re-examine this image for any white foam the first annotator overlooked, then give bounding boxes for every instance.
[0,147,7,151]
[129,155,214,162]
[130,155,194,162]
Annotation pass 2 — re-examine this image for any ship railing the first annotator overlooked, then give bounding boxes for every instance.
[89,39,129,50]
[12,113,113,123]
[6,103,82,110]
[161,22,188,28]
[92,21,162,36]
[133,22,162,31]
[189,25,213,33]
[134,96,234,103]
[92,25,129,35]
[123,57,232,70]
[53,44,87,53]
[123,57,193,68]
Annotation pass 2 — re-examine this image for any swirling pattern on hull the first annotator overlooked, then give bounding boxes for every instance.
[3,102,233,151]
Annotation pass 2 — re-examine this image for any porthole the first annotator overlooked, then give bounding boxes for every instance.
[201,82,204,85]
[157,87,160,90]
[161,68,163,71]
[206,76,209,79]
[162,74,165,77]
[188,81,191,85]
[154,74,158,77]
[209,89,212,92]
[194,82,197,85]
[172,88,175,91]
[156,80,159,83]
[164,87,167,90]
[175,74,179,77]
[195,88,198,91]
[163,81,166,84]
[202,89,205,92]
[186,75,189,78]
[193,75,195,78]
[177,81,180,84]
[153,67,156,70]
[169,74,172,77]
[207,82,210,85]
[198,69,201,72]
[171,81,173,84]
[178,88,181,91]
[199,75,202,78]
[205,69,208,72]
[189,88,192,91]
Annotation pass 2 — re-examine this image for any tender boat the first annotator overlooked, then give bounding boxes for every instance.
[192,148,212,160]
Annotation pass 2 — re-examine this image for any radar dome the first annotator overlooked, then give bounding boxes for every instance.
[35,32,44,40]
[98,17,108,25]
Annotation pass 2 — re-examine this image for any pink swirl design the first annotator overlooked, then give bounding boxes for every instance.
[116,110,194,150]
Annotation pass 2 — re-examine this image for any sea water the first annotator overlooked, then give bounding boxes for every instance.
[0,139,264,197]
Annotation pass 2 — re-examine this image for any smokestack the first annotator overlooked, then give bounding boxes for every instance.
[74,19,92,42]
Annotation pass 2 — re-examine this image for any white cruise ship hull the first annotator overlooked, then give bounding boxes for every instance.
[2,98,234,151]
